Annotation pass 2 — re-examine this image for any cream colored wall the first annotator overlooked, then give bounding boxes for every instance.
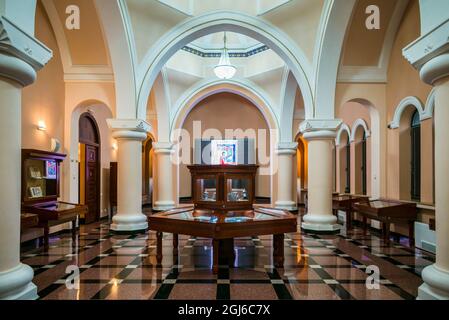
[385,0,432,202]
[342,0,396,66]
[262,0,325,62]
[23,2,117,225]
[22,1,65,153]
[53,0,110,65]
[126,0,189,63]
[179,92,271,198]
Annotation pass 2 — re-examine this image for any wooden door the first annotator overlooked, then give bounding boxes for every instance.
[84,145,99,223]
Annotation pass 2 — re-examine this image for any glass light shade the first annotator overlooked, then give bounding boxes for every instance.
[214,48,236,79]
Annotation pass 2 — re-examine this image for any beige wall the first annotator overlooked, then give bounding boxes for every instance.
[179,92,271,198]
[385,0,433,202]
[22,1,65,152]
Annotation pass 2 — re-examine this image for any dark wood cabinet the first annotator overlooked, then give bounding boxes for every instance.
[21,149,87,247]
[188,165,258,211]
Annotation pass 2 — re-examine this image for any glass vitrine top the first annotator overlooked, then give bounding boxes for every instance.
[157,207,293,224]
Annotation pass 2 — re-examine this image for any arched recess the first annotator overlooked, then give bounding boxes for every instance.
[142,134,155,206]
[397,102,422,201]
[343,98,380,198]
[136,11,314,125]
[78,112,101,224]
[336,129,351,194]
[351,119,371,195]
[171,83,278,205]
[64,100,114,219]
[313,0,356,118]
[294,134,308,205]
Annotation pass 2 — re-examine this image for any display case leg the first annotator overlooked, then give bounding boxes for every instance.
[156,232,163,265]
[273,234,284,268]
[213,239,219,274]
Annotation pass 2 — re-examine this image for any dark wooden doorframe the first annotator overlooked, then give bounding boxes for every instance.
[79,112,101,224]
[142,137,153,205]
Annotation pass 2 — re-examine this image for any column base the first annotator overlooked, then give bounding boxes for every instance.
[110,213,148,233]
[301,213,341,233]
[275,200,298,211]
[417,264,449,300]
[0,263,38,300]
[153,201,176,212]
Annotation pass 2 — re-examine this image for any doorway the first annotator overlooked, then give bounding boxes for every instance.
[79,112,101,224]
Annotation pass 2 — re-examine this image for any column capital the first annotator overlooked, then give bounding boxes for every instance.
[403,18,449,84]
[0,16,52,86]
[276,142,297,155]
[153,142,175,154]
[299,119,341,141]
[107,118,151,141]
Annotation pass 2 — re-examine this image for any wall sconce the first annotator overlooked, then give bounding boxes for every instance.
[112,142,118,151]
[37,120,47,131]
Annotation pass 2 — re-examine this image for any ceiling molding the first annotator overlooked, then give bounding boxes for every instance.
[157,0,193,16]
[337,66,387,83]
[182,44,269,57]
[257,0,292,16]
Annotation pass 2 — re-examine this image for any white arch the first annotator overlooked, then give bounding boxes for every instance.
[350,119,371,142]
[313,0,356,118]
[95,0,138,118]
[170,78,279,139]
[136,11,314,121]
[423,87,436,120]
[389,96,425,129]
[279,70,298,142]
[335,123,351,146]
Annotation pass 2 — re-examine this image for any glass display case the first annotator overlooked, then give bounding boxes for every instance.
[188,165,258,210]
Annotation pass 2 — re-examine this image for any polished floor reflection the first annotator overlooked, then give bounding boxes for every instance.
[21,211,433,300]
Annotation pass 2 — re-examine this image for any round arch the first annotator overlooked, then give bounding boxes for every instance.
[171,82,278,206]
[136,11,314,121]
[335,123,351,146]
[350,119,371,142]
[171,79,279,139]
[389,96,425,129]
[64,100,114,213]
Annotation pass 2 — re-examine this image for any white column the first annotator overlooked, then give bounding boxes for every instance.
[275,142,297,210]
[153,142,176,211]
[108,120,151,232]
[299,120,341,232]
[403,19,449,299]
[0,16,52,299]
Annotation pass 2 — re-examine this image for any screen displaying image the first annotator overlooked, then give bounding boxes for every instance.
[211,140,238,165]
[46,160,57,179]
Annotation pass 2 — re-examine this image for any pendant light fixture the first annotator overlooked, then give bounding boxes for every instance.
[214,32,236,79]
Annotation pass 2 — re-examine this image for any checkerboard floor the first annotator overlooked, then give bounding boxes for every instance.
[21,210,433,300]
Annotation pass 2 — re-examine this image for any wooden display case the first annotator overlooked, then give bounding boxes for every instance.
[21,149,87,247]
[187,165,258,211]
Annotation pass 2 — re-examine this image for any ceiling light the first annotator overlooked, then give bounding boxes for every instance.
[214,32,236,79]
